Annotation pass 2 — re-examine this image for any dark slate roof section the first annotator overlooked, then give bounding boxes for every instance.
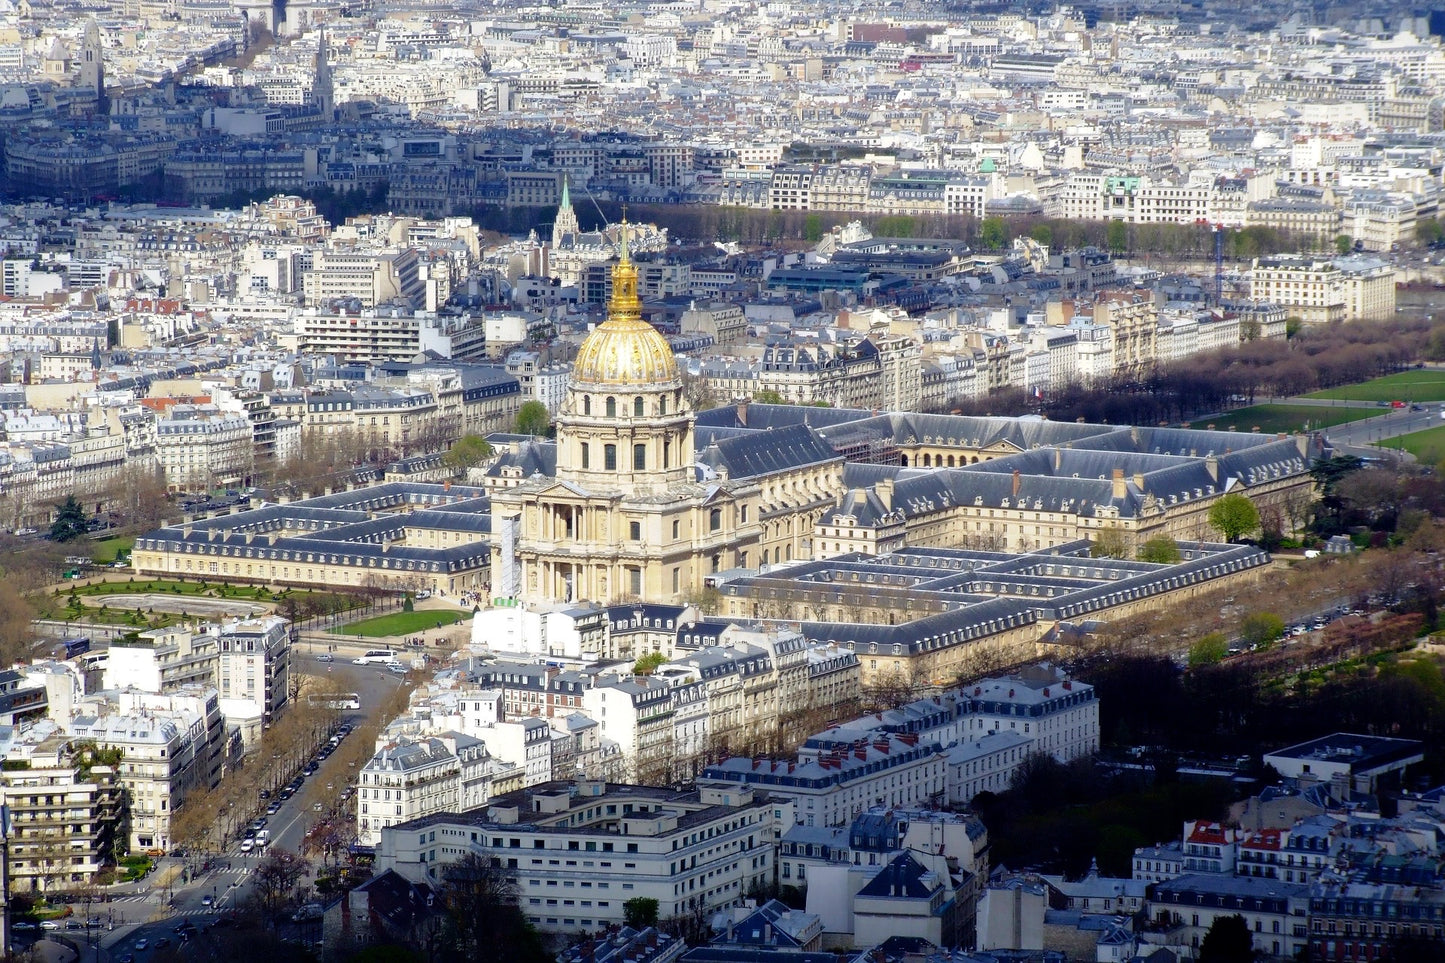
[693,425,758,452]
[826,488,895,527]
[483,440,557,480]
[841,462,905,488]
[695,402,880,431]
[725,539,1269,655]
[856,851,939,899]
[698,423,842,480]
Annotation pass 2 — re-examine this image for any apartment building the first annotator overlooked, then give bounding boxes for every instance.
[1,744,122,892]
[67,686,226,851]
[303,247,423,308]
[957,663,1100,763]
[357,733,490,847]
[1149,875,1310,959]
[1248,255,1397,324]
[215,615,291,724]
[104,627,219,693]
[698,734,945,828]
[153,404,252,491]
[375,781,776,934]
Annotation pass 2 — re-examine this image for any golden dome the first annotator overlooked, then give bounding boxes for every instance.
[571,223,679,387]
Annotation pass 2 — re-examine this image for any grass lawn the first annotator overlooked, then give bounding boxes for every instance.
[71,579,215,597]
[339,609,468,637]
[1189,404,1377,434]
[1305,370,1445,402]
[1379,423,1445,464]
[90,535,134,563]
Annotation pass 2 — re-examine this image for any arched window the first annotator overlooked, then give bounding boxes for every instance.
[583,396,592,415]
[604,444,617,470]
[634,397,644,417]
[605,397,616,418]
[634,444,646,470]
[660,396,667,415]
[580,443,590,469]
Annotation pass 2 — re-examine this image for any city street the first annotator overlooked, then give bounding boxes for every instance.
[69,656,408,961]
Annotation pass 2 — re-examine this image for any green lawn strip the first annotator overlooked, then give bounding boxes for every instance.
[90,535,135,563]
[70,579,213,597]
[338,609,468,637]
[1305,370,1445,402]
[1378,423,1445,463]
[1189,404,1377,434]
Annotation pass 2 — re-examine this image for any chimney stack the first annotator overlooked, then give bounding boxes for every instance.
[1111,468,1126,499]
[1012,469,1021,498]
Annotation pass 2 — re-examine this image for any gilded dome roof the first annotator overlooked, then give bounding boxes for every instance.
[571,224,679,387]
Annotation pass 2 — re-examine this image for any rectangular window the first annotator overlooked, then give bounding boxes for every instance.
[604,444,617,471]
[580,443,590,469]
[630,521,641,541]
[633,444,646,471]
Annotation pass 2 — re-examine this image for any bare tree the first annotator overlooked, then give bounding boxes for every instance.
[250,847,310,921]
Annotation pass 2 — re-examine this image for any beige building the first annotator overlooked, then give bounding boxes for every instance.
[303,247,423,309]
[489,228,846,606]
[1249,254,1397,324]
[1,743,121,893]
[153,404,253,491]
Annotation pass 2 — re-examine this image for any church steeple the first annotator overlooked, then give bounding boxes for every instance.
[551,173,579,249]
[312,26,334,119]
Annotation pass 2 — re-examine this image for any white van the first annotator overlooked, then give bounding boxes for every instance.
[351,649,398,665]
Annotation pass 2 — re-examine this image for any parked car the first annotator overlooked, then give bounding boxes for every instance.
[317,654,334,663]
[239,839,255,853]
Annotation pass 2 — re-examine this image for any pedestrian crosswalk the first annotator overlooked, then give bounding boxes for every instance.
[110,895,148,904]
[211,863,254,875]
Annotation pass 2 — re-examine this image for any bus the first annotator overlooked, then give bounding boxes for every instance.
[308,692,360,711]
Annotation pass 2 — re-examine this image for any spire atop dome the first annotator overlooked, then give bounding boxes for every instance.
[618,211,630,265]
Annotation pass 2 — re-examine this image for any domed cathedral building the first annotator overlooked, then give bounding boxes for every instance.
[487,227,845,605]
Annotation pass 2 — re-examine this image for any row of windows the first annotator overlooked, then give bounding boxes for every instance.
[582,396,669,417]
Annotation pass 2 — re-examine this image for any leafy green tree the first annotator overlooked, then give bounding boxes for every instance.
[979,217,1006,250]
[1239,612,1285,650]
[1199,914,1254,963]
[1138,536,1182,563]
[803,214,823,243]
[1189,632,1229,667]
[1089,526,1129,559]
[1106,220,1128,253]
[48,495,88,543]
[1029,223,1053,247]
[513,401,550,437]
[624,897,660,928]
[1335,234,1354,255]
[1208,493,1259,542]
[754,389,785,404]
[632,652,666,675]
[443,434,494,473]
